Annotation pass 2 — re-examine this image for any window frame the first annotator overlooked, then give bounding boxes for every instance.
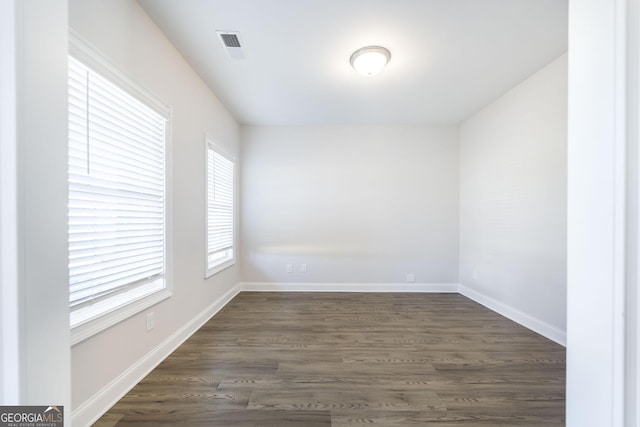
[68,31,173,345]
[204,135,235,278]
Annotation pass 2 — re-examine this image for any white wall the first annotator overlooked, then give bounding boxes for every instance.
[625,0,640,423]
[241,125,459,285]
[459,54,568,344]
[68,0,240,423]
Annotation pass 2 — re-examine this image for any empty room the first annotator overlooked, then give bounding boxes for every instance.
[1,0,638,426]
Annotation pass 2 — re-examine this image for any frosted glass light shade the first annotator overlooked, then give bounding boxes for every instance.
[350,46,391,77]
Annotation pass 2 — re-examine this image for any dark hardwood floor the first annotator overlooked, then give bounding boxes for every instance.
[94,292,565,426]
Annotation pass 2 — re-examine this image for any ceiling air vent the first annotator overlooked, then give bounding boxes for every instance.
[217,31,245,59]
[220,33,241,48]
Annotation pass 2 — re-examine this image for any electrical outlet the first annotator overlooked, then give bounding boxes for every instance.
[301,263,307,273]
[286,263,293,273]
[406,273,416,283]
[146,312,154,331]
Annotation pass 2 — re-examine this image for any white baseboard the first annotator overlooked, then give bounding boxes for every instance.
[458,284,566,346]
[240,282,459,293]
[72,283,242,427]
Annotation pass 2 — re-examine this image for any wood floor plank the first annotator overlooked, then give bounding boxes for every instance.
[277,361,438,377]
[247,390,445,411]
[114,410,331,427]
[331,410,565,426]
[217,377,564,392]
[94,292,565,426]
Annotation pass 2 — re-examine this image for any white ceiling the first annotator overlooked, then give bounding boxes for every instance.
[137,0,568,126]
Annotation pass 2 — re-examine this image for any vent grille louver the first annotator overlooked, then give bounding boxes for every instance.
[220,33,241,48]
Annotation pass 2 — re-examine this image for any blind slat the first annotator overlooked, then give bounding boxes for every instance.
[207,145,234,270]
[68,55,167,321]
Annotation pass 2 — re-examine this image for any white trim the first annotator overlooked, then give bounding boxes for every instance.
[241,282,459,293]
[67,32,174,345]
[626,0,640,423]
[205,134,235,162]
[459,285,566,346]
[71,288,172,346]
[68,29,170,118]
[205,259,235,279]
[72,283,242,426]
[204,134,236,279]
[613,2,628,425]
[0,0,20,404]
[567,1,630,424]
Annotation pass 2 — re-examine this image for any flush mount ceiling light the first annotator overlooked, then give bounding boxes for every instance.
[350,45,391,77]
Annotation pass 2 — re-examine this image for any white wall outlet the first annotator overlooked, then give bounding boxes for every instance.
[286,263,293,273]
[301,263,307,273]
[406,273,416,283]
[146,312,154,331]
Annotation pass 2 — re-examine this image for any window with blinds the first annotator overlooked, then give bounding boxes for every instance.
[68,50,170,335]
[206,139,235,276]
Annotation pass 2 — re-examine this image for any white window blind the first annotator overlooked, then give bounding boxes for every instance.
[68,55,168,329]
[206,140,234,275]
